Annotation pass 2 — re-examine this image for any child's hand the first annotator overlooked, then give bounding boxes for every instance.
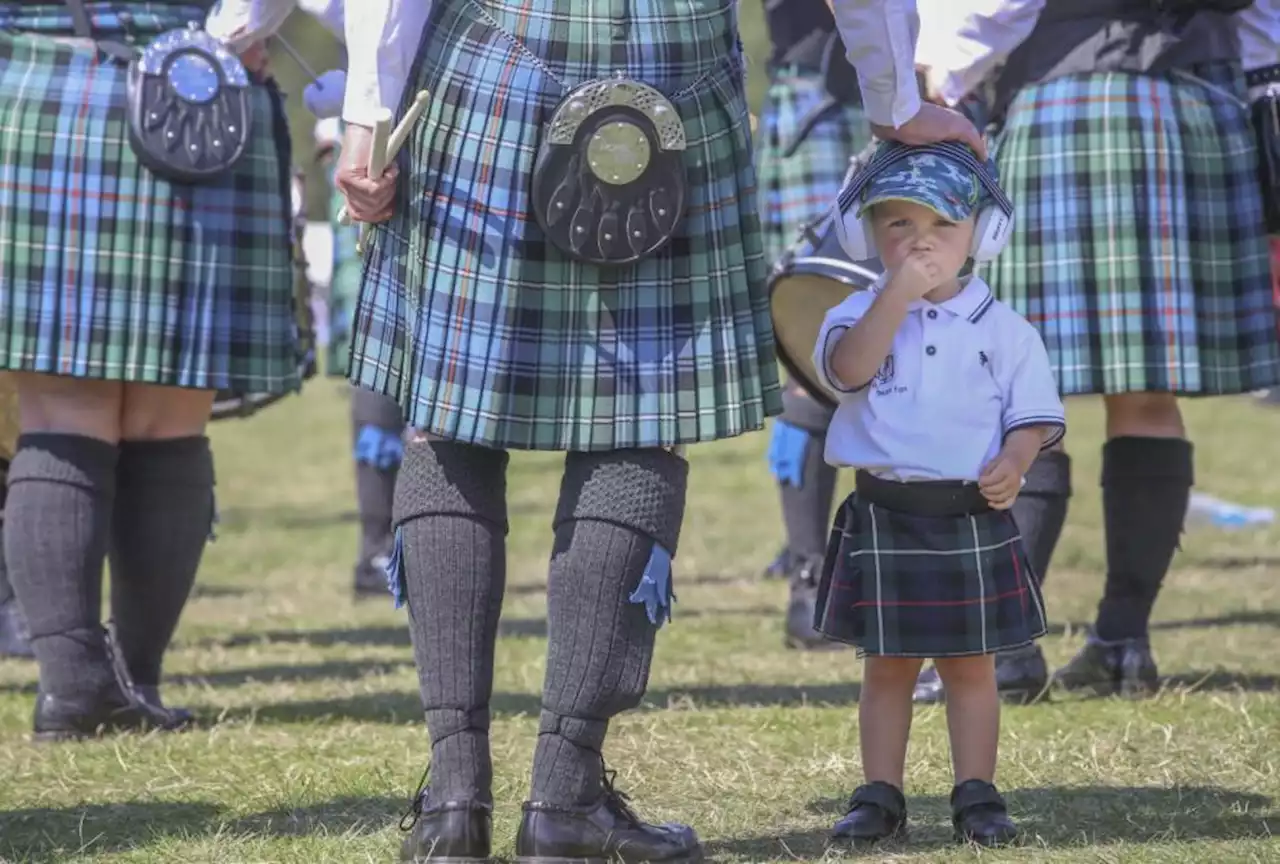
[978,453,1023,510]
[888,252,942,301]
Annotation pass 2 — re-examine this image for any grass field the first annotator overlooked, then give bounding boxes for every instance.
[2,385,1280,863]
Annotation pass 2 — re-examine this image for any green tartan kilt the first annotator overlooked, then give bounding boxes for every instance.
[349,0,782,451]
[980,64,1280,396]
[0,5,300,393]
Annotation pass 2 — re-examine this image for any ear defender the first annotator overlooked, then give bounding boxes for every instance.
[833,141,1015,263]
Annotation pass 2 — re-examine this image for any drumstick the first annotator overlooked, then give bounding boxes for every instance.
[355,111,394,251]
[336,94,428,230]
[335,108,392,226]
[273,35,319,81]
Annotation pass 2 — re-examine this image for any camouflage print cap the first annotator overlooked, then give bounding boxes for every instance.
[858,145,994,222]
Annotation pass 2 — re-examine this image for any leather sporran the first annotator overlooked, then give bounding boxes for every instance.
[532,78,689,266]
[126,25,254,184]
[1253,86,1280,235]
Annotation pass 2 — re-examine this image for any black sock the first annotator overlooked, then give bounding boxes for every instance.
[4,434,118,696]
[1094,437,1194,642]
[772,386,838,560]
[532,449,688,805]
[352,387,403,566]
[394,439,508,803]
[107,437,215,688]
[1010,450,1072,588]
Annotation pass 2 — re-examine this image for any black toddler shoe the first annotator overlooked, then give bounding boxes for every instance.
[830,781,907,846]
[951,779,1018,847]
[515,769,702,863]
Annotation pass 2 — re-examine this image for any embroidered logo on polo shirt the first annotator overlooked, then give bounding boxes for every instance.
[873,354,895,387]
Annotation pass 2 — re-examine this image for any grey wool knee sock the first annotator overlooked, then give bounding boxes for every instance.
[531,448,688,805]
[351,387,403,565]
[4,433,118,696]
[108,436,215,688]
[393,439,509,803]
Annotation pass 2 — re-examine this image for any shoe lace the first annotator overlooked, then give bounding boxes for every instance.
[399,762,431,832]
[601,761,643,828]
[102,622,143,703]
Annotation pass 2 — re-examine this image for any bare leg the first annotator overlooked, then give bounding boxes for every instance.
[934,654,999,784]
[859,656,924,788]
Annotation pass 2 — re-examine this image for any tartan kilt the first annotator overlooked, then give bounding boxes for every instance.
[351,0,782,452]
[980,63,1280,396]
[757,70,871,265]
[326,178,361,380]
[0,4,300,393]
[814,490,1048,658]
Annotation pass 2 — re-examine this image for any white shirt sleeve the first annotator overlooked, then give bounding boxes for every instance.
[205,0,297,52]
[999,323,1065,448]
[831,0,922,128]
[813,291,878,397]
[296,0,345,40]
[915,0,1046,107]
[342,0,433,127]
[1238,0,1280,74]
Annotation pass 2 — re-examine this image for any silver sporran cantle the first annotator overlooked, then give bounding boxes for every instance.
[532,77,689,266]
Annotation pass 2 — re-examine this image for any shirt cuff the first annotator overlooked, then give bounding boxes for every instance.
[1004,413,1066,449]
[860,84,922,129]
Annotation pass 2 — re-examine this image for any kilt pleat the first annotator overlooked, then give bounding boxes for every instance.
[350,0,782,451]
[981,64,1280,396]
[815,493,1048,657]
[756,70,870,264]
[0,4,300,392]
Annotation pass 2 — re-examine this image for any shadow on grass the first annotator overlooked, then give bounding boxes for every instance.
[237,681,865,727]
[0,795,403,863]
[710,785,1275,860]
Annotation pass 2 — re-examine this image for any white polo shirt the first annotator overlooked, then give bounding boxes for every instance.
[814,275,1066,481]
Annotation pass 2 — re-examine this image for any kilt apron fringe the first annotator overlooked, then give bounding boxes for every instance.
[349,0,783,452]
[815,472,1049,658]
[980,63,1280,397]
[0,3,301,392]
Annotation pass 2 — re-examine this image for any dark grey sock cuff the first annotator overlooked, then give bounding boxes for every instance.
[554,449,689,554]
[117,437,214,488]
[351,387,404,431]
[9,434,118,495]
[392,439,509,532]
[781,384,836,434]
[1023,450,1072,497]
[1102,437,1194,486]
[538,710,608,748]
[425,706,492,739]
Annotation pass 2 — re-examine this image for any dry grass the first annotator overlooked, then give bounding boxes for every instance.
[1,384,1279,863]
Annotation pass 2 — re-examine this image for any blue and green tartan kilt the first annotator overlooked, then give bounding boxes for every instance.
[814,479,1048,658]
[756,69,870,265]
[0,3,301,393]
[351,0,782,452]
[980,63,1280,396]
[326,174,361,380]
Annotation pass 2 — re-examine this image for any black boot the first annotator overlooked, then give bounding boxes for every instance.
[951,779,1017,846]
[1053,632,1158,698]
[784,554,844,651]
[32,626,191,741]
[830,781,907,846]
[399,767,493,863]
[516,765,702,864]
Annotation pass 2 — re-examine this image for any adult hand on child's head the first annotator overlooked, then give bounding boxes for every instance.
[979,454,1022,510]
[872,102,988,160]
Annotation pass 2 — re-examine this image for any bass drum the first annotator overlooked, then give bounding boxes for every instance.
[769,208,882,408]
[210,168,318,422]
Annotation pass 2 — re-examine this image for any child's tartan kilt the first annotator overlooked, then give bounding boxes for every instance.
[980,63,1280,396]
[756,68,871,265]
[814,474,1048,658]
[0,4,300,393]
[350,0,782,452]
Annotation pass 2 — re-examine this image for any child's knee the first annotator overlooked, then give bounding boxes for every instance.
[934,654,997,691]
[863,656,925,690]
